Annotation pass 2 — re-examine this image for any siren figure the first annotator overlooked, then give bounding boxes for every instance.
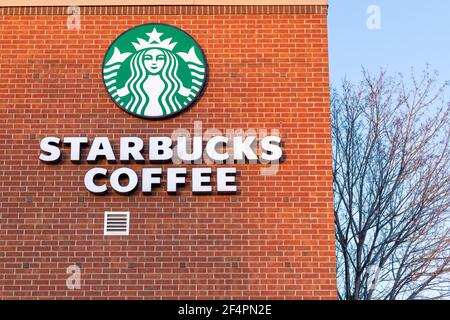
[117,47,191,117]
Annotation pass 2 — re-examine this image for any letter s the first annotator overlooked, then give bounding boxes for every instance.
[261,136,282,162]
[39,137,62,163]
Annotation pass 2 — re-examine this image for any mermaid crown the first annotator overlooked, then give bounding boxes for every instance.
[131,28,177,51]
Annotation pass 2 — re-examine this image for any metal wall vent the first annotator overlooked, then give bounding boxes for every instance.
[104,211,130,236]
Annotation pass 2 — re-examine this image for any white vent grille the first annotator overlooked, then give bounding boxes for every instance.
[104,211,130,236]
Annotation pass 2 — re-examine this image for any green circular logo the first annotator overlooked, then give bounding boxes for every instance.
[103,23,207,119]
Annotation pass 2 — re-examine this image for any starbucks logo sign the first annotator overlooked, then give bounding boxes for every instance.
[102,23,207,119]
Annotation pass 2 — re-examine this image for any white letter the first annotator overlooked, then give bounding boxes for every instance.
[110,168,138,194]
[167,168,186,193]
[84,168,107,194]
[142,168,162,193]
[66,264,81,290]
[87,137,116,163]
[177,136,203,162]
[192,168,212,193]
[233,136,258,162]
[367,5,381,30]
[261,136,283,161]
[367,265,381,290]
[205,136,229,162]
[149,137,173,161]
[120,137,144,162]
[67,6,81,30]
[63,136,88,162]
[217,167,237,192]
[39,137,61,163]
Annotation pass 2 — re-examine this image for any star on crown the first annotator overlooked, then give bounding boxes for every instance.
[131,28,178,51]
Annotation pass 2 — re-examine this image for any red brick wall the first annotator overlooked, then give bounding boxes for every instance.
[0,5,335,299]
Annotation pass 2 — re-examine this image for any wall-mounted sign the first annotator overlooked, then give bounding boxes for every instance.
[102,23,207,119]
[39,24,283,196]
[39,135,283,195]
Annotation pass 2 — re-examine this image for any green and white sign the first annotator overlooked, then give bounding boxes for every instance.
[102,23,207,119]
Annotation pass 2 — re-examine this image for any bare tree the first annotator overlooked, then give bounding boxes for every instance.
[332,68,450,300]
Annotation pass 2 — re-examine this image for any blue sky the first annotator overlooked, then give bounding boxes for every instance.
[328,0,450,85]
